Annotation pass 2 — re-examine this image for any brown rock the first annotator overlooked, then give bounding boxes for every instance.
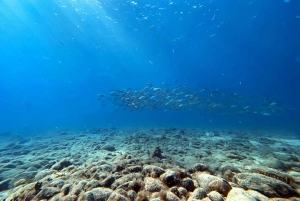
[247,190,270,201]
[107,189,130,201]
[178,178,195,191]
[207,191,224,201]
[61,184,71,196]
[250,167,295,185]
[34,169,55,181]
[177,187,188,198]
[125,165,142,173]
[136,190,149,201]
[262,158,288,171]
[99,175,115,187]
[71,180,88,196]
[160,170,180,187]
[226,187,269,201]
[169,187,181,198]
[187,187,207,201]
[150,147,162,158]
[219,164,240,182]
[14,178,26,187]
[142,165,165,178]
[79,187,113,201]
[116,179,144,193]
[85,180,102,191]
[127,189,137,201]
[192,163,210,172]
[195,173,231,196]
[111,173,143,189]
[61,195,77,201]
[166,191,181,201]
[144,177,167,192]
[48,179,65,189]
[35,187,60,200]
[233,173,299,198]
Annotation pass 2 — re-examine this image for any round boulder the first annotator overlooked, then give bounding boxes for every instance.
[194,173,231,196]
[160,170,180,187]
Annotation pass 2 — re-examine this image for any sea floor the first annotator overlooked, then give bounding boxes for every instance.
[0,128,300,201]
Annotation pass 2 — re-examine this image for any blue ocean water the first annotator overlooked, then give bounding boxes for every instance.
[0,0,300,135]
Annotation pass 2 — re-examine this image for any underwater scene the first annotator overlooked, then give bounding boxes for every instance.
[1,0,300,200]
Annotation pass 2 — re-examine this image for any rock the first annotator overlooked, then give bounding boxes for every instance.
[85,180,102,191]
[93,145,102,150]
[226,187,269,201]
[178,178,195,191]
[98,164,114,172]
[127,189,137,201]
[35,187,60,200]
[79,187,113,201]
[226,153,245,160]
[102,145,116,152]
[150,147,162,158]
[114,164,125,172]
[274,152,299,162]
[233,173,299,198]
[5,182,36,201]
[111,173,143,189]
[166,191,181,201]
[207,191,224,201]
[99,175,115,187]
[34,169,55,181]
[10,171,38,188]
[169,187,181,198]
[0,168,23,182]
[136,191,150,201]
[187,187,207,201]
[61,184,72,196]
[250,167,295,185]
[219,164,240,176]
[52,159,72,171]
[160,170,180,187]
[34,181,43,191]
[124,165,142,173]
[107,189,130,201]
[247,190,270,201]
[116,180,141,192]
[142,165,165,178]
[174,134,181,139]
[144,177,167,192]
[52,194,77,200]
[178,186,188,198]
[192,163,210,172]
[262,158,288,171]
[14,178,26,187]
[0,178,11,191]
[26,166,38,172]
[195,173,231,196]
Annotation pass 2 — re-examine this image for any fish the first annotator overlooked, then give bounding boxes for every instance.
[97,83,288,116]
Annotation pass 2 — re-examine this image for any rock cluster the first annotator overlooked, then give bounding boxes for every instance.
[3,158,299,201]
[1,128,300,200]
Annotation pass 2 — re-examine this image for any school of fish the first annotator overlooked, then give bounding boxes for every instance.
[98,83,286,116]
